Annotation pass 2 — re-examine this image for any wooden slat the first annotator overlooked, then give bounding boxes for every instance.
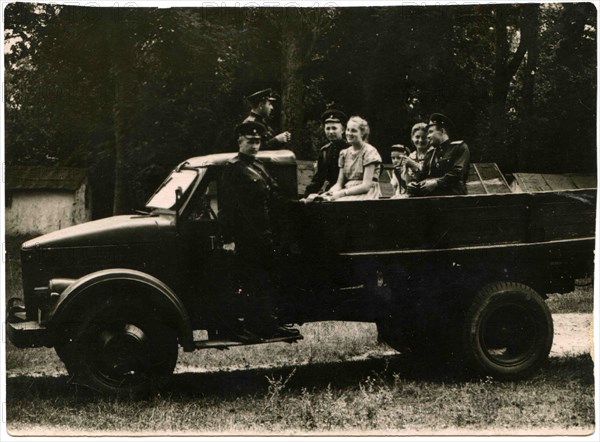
[475,163,512,194]
[541,174,578,190]
[512,172,596,192]
[513,173,553,192]
[567,174,597,189]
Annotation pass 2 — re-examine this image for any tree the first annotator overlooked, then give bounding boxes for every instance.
[278,8,337,159]
[491,4,540,169]
[5,3,596,219]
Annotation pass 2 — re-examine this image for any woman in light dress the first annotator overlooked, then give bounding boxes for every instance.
[389,122,428,198]
[322,116,382,201]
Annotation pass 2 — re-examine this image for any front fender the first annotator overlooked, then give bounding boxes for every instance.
[48,268,194,351]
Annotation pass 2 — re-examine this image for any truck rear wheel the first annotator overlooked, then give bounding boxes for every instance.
[59,297,178,395]
[463,282,553,380]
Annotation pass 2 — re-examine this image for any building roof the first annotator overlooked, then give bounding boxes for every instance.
[6,166,87,191]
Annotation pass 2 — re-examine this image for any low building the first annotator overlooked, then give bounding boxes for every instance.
[5,166,92,236]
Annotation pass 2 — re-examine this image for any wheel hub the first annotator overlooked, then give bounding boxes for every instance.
[480,303,537,366]
[94,323,150,383]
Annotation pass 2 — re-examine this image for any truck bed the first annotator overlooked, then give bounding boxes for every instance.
[294,188,596,254]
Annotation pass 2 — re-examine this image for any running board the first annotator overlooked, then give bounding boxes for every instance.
[194,334,303,350]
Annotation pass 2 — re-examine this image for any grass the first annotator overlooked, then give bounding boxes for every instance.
[6,353,595,435]
[5,315,596,435]
[546,281,595,313]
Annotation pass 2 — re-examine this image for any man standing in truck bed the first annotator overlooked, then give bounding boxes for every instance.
[409,113,470,196]
[218,120,300,342]
[303,109,349,197]
[243,88,291,149]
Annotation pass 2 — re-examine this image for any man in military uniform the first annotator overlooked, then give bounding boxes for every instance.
[409,113,470,197]
[244,88,291,149]
[219,120,299,342]
[303,109,349,197]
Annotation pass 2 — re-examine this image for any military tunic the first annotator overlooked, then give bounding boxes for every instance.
[219,152,283,257]
[243,112,285,150]
[304,139,348,197]
[416,139,470,196]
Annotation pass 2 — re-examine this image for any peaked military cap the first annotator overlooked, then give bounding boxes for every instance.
[246,88,278,106]
[321,109,348,125]
[426,113,455,131]
[390,144,410,155]
[235,121,266,138]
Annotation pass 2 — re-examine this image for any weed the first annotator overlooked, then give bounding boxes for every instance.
[263,367,296,412]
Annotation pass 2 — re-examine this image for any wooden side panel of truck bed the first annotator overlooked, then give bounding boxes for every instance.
[293,189,596,255]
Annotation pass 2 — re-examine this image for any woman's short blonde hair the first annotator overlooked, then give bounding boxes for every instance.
[411,122,427,136]
[348,116,370,141]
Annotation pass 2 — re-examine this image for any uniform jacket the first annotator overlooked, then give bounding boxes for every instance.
[218,153,284,253]
[417,139,470,196]
[304,139,348,196]
[243,112,285,149]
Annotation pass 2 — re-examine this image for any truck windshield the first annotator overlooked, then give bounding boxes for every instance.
[146,169,204,210]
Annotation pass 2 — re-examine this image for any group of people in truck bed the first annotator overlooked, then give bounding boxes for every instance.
[215,87,471,343]
[303,109,471,200]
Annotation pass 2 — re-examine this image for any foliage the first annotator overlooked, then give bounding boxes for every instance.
[4,4,596,215]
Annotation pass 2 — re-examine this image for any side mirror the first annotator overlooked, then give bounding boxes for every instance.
[175,186,183,227]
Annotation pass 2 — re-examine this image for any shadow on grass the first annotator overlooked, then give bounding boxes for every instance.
[6,353,594,403]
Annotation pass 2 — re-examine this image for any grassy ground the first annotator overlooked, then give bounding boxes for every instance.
[5,312,596,435]
[6,352,595,435]
[3,236,596,435]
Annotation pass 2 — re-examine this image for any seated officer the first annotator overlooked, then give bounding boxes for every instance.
[409,113,470,197]
[303,109,349,198]
[244,88,291,149]
[218,120,300,342]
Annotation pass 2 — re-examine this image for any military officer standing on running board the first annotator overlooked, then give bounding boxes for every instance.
[243,88,291,149]
[218,120,299,342]
[408,113,470,197]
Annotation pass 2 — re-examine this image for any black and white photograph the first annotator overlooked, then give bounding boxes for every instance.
[2,0,598,438]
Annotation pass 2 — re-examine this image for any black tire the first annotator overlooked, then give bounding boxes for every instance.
[59,297,178,395]
[462,281,553,380]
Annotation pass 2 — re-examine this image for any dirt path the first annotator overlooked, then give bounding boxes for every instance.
[550,313,594,358]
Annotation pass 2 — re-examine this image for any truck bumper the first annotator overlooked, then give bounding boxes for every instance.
[6,301,48,348]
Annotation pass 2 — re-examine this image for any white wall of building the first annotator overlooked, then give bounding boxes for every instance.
[5,187,90,235]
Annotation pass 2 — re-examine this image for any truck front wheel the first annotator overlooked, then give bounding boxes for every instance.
[463,282,553,380]
[59,298,178,395]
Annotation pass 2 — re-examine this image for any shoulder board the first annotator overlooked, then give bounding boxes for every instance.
[451,140,465,144]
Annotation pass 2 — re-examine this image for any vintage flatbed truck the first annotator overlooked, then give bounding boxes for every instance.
[6,150,596,394]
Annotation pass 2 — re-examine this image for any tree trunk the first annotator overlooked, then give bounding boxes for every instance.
[520,4,539,170]
[280,23,305,159]
[112,71,130,215]
[492,4,533,169]
[491,5,511,142]
[110,20,135,215]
